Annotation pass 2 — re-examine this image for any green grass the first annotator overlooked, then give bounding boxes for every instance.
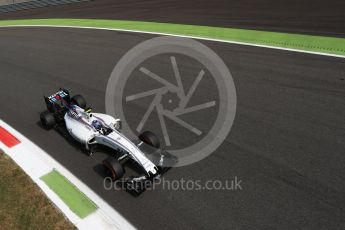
[0,19,344,56]
[0,151,75,229]
[41,169,97,219]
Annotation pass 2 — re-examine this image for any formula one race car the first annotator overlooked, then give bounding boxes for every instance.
[39,89,177,195]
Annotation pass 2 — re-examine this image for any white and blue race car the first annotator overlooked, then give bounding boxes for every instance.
[40,89,176,195]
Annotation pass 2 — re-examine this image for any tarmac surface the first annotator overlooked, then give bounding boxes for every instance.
[0,27,345,229]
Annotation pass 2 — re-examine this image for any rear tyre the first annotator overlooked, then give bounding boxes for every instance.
[139,131,160,149]
[40,111,56,130]
[71,94,86,109]
[103,157,124,181]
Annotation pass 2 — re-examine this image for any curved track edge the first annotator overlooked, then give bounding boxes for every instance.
[0,19,344,58]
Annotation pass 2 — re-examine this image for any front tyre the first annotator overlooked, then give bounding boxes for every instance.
[71,94,87,109]
[102,157,124,181]
[139,131,160,149]
[40,111,56,130]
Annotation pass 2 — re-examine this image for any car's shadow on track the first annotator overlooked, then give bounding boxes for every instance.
[35,120,89,155]
[36,119,112,178]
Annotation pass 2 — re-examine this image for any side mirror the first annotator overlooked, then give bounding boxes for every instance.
[114,119,122,131]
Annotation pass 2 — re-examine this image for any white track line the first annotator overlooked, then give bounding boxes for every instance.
[0,24,344,59]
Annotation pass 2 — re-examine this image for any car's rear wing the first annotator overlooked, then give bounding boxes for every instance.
[44,88,71,112]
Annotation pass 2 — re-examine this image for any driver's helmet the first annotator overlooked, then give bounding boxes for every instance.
[92,120,102,131]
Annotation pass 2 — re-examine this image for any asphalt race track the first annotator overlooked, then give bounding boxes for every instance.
[1,0,345,37]
[0,27,345,229]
